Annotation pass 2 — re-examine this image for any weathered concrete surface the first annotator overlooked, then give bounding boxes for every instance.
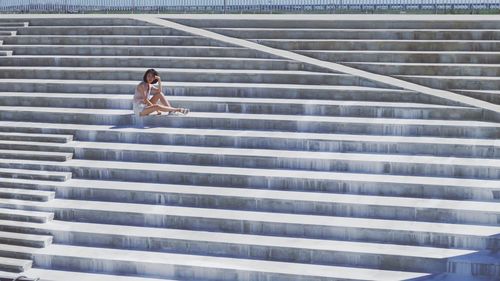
[0,13,498,281]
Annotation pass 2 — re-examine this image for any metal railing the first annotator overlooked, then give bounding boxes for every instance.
[0,0,499,13]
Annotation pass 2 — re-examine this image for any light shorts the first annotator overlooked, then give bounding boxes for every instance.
[133,102,146,116]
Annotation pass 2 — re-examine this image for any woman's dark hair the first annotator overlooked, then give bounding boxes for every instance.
[143,68,159,84]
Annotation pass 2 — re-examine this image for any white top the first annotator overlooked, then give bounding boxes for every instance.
[133,82,154,104]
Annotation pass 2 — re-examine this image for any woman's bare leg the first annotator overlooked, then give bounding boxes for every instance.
[139,104,181,116]
[150,92,172,107]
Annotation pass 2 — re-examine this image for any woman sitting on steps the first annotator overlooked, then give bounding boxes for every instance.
[133,68,189,117]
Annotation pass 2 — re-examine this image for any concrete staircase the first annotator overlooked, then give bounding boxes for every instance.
[0,15,498,281]
[174,16,500,106]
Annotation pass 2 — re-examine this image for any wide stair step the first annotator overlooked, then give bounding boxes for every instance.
[2,198,500,248]
[0,79,435,103]
[0,168,71,181]
[0,231,51,248]
[0,256,32,273]
[30,243,429,281]
[0,219,475,273]
[0,34,229,46]
[0,132,73,143]
[0,149,72,162]
[0,207,53,223]
[1,121,499,159]
[0,187,54,202]
[0,92,479,119]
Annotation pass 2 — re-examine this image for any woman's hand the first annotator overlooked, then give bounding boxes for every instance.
[155,75,161,82]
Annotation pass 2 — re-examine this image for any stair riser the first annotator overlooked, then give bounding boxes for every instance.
[12,27,186,36]
[256,40,500,52]
[175,19,500,29]
[40,230,446,273]
[0,56,314,71]
[0,23,27,27]
[32,254,340,281]
[0,262,30,273]
[345,63,500,77]
[453,90,500,105]
[447,259,500,278]
[0,236,50,248]
[0,111,131,126]
[0,97,480,120]
[0,212,49,224]
[0,135,71,143]
[213,29,500,40]
[0,70,378,87]
[302,51,500,64]
[0,171,69,182]
[0,152,70,162]
[0,36,229,46]
[0,142,72,153]
[0,190,53,202]
[0,18,152,26]
[1,46,275,58]
[401,76,500,91]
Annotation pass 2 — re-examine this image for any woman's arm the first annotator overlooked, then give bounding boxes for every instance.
[154,75,162,94]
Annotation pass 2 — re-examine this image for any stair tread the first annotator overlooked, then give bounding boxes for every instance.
[0,187,54,197]
[300,49,500,54]
[0,132,73,140]
[0,207,53,218]
[0,149,72,157]
[4,197,500,237]
[0,230,52,242]
[254,38,500,43]
[397,75,500,80]
[0,34,198,38]
[0,256,32,267]
[19,219,474,258]
[454,89,500,95]
[0,44,255,50]
[0,168,71,177]
[210,27,500,31]
[346,62,500,67]
[33,244,429,280]
[21,268,179,281]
